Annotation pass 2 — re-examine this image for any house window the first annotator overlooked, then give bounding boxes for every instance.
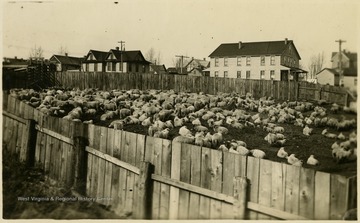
[224,71,228,78]
[260,70,265,79]
[215,71,219,77]
[237,71,241,78]
[107,62,112,71]
[112,62,116,71]
[142,65,146,73]
[260,56,265,66]
[136,64,139,72]
[246,71,250,79]
[224,58,228,67]
[270,56,275,65]
[237,57,241,66]
[85,63,89,72]
[215,58,219,67]
[246,56,251,66]
[94,63,98,72]
[89,54,94,60]
[270,70,275,80]
[128,63,132,72]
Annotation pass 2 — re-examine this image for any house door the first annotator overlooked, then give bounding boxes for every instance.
[280,70,288,81]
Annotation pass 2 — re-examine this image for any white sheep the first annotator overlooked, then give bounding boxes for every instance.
[303,125,313,136]
[287,154,301,165]
[179,126,192,137]
[218,144,229,152]
[277,147,288,158]
[109,120,124,130]
[165,120,174,129]
[214,126,228,135]
[194,125,208,133]
[141,117,152,127]
[322,129,338,139]
[211,132,223,147]
[250,149,266,159]
[236,146,249,156]
[173,136,195,144]
[191,118,201,126]
[306,155,319,165]
[174,116,184,127]
[338,132,346,140]
[332,147,357,163]
[236,140,247,148]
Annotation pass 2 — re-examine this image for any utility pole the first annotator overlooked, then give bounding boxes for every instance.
[335,39,346,86]
[118,41,125,72]
[175,55,189,74]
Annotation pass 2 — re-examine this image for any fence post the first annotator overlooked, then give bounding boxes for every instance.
[20,119,37,167]
[134,161,154,219]
[233,176,248,219]
[73,136,89,194]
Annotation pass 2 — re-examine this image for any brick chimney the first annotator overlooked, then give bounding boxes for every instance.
[65,53,68,56]
[239,41,242,49]
[285,38,288,44]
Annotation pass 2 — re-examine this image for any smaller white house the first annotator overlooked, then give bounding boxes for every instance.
[316,68,339,86]
[316,68,357,92]
[317,51,357,92]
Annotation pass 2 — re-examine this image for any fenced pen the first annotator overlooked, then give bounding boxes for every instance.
[54,71,352,105]
[2,92,357,220]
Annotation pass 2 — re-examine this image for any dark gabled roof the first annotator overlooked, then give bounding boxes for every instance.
[185,58,210,68]
[331,51,357,62]
[343,68,358,77]
[150,64,167,74]
[107,49,151,64]
[50,55,83,66]
[317,67,357,77]
[209,40,300,59]
[89,50,108,61]
[317,68,339,76]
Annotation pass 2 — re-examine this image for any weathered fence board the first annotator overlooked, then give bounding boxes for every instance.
[199,147,211,219]
[178,143,191,219]
[188,145,201,219]
[159,139,172,219]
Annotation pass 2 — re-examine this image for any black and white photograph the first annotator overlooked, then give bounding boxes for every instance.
[1,0,358,220]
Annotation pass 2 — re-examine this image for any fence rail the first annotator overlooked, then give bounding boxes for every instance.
[2,92,357,220]
[54,71,350,105]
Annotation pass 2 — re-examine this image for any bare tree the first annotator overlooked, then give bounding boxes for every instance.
[29,45,44,60]
[307,52,325,79]
[58,45,69,55]
[172,58,181,68]
[145,47,162,64]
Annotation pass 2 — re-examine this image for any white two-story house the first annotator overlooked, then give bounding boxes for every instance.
[208,39,306,81]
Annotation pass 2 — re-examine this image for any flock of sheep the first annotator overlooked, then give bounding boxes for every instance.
[9,87,357,168]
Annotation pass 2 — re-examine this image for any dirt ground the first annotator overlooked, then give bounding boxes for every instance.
[2,146,127,219]
[91,100,357,177]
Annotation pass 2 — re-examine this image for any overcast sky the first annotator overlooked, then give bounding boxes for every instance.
[2,0,359,69]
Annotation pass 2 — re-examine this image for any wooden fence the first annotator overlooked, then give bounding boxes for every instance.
[2,93,357,220]
[54,71,351,105]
